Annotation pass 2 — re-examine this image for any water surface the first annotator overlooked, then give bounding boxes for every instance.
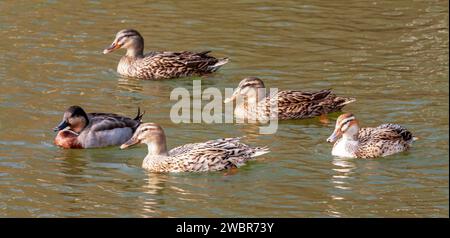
[0,0,448,217]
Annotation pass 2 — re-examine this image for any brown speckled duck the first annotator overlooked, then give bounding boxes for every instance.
[224,77,355,120]
[326,113,416,158]
[54,106,144,149]
[103,29,229,80]
[120,123,270,173]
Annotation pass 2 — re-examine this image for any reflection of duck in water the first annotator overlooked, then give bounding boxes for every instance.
[103,29,229,80]
[327,113,416,158]
[54,106,144,149]
[120,123,270,172]
[224,77,355,121]
[117,77,144,93]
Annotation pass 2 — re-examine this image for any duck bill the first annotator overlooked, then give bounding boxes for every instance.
[53,120,69,132]
[120,137,141,149]
[224,88,240,103]
[103,42,121,54]
[326,130,342,143]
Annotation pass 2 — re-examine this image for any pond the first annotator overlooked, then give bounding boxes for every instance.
[0,0,448,217]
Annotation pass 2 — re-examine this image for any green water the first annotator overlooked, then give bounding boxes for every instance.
[0,0,448,217]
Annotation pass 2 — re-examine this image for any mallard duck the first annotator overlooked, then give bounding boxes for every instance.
[103,29,229,80]
[223,77,356,120]
[54,106,144,149]
[326,113,416,158]
[120,123,270,172]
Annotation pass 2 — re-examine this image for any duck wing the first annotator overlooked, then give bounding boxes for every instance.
[263,90,327,119]
[356,125,413,158]
[262,89,355,119]
[140,51,228,79]
[87,108,143,133]
[359,125,408,143]
[376,124,414,143]
[169,137,243,156]
[277,89,332,103]
[167,137,269,172]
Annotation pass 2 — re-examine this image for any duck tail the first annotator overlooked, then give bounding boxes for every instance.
[252,146,270,157]
[337,97,356,107]
[208,57,229,72]
[133,107,145,122]
[197,50,212,56]
[378,123,415,143]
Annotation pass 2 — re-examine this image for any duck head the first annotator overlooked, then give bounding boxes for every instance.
[224,77,266,104]
[327,113,360,143]
[54,106,89,134]
[120,123,168,155]
[103,29,144,57]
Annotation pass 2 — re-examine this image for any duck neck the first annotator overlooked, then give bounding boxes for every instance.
[146,137,168,157]
[239,92,265,110]
[72,116,88,134]
[342,133,358,142]
[342,125,360,142]
[126,46,144,58]
[125,38,145,58]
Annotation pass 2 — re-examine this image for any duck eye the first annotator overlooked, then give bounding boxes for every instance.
[341,121,350,131]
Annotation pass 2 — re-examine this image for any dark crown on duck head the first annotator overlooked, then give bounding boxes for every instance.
[238,77,265,89]
[116,29,143,41]
[65,105,88,119]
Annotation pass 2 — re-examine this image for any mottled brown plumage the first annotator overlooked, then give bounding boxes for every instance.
[224,77,355,120]
[327,113,416,158]
[120,123,270,173]
[103,29,229,80]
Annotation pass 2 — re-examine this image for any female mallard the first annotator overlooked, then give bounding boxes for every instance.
[326,113,417,158]
[103,29,229,80]
[54,106,144,149]
[223,77,355,121]
[120,123,270,172]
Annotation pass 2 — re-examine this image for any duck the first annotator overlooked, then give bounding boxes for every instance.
[53,105,144,149]
[120,123,270,172]
[326,113,417,158]
[103,29,229,80]
[223,77,356,121]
